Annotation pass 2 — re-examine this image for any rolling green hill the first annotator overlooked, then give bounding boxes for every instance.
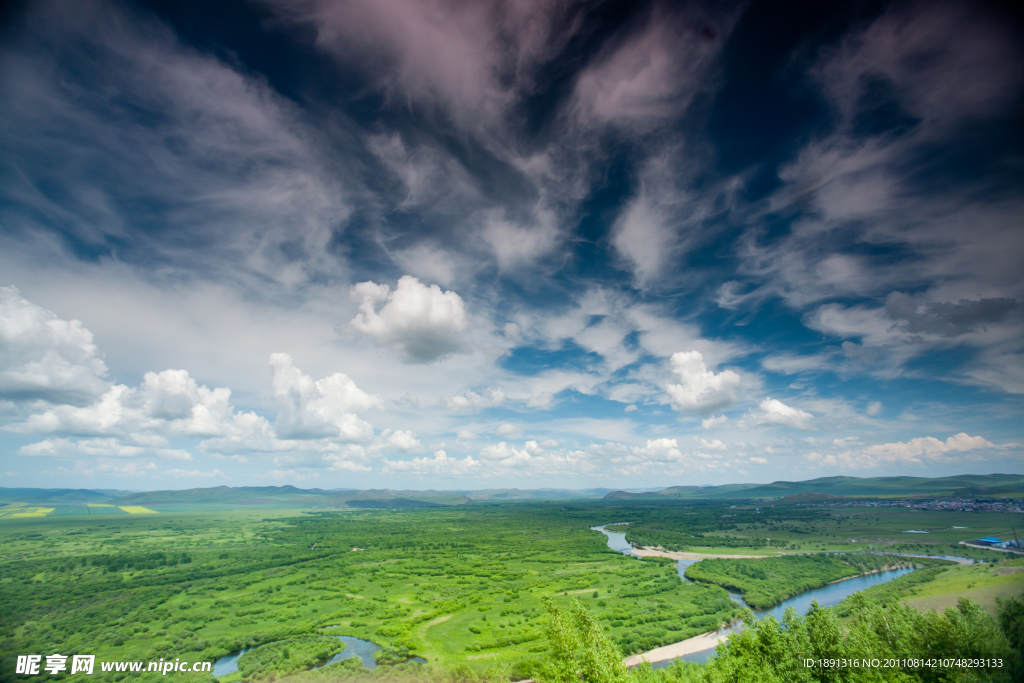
[4,474,1021,514]
[1,485,628,512]
[111,485,326,505]
[110,486,635,509]
[737,473,1024,498]
[0,487,122,503]
[603,474,1024,501]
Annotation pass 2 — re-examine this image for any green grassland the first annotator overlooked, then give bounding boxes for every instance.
[901,558,1024,615]
[833,557,1024,618]
[620,503,1021,558]
[0,503,740,683]
[1,495,1021,683]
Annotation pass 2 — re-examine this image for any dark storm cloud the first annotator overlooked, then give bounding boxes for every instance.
[885,293,1020,338]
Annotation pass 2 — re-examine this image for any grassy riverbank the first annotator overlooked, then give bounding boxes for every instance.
[622,504,1019,558]
[683,553,950,609]
[234,636,344,682]
[834,556,1024,617]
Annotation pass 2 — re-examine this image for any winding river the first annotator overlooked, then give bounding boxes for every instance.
[592,525,927,666]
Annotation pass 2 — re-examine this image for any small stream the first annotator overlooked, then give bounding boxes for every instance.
[592,525,926,666]
[212,648,254,677]
[213,635,425,678]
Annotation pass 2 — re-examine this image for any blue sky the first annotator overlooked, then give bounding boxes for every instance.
[0,0,1021,490]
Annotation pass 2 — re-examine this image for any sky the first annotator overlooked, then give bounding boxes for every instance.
[0,0,1022,491]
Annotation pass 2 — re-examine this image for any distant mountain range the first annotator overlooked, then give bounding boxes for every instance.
[602,474,1024,500]
[0,485,648,507]
[1,474,1020,507]
[0,488,124,503]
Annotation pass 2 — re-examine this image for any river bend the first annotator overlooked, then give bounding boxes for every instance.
[592,525,919,665]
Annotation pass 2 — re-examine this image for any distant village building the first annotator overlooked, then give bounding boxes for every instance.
[974,536,1021,549]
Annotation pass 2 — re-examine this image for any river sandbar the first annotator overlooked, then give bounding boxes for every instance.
[622,630,728,666]
[633,547,773,560]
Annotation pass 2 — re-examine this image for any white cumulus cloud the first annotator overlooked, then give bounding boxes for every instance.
[261,469,325,482]
[527,391,554,409]
[19,436,192,461]
[478,441,538,467]
[165,468,225,479]
[2,295,383,469]
[9,370,256,441]
[440,387,505,412]
[665,350,741,417]
[349,275,468,363]
[495,422,521,437]
[864,432,996,464]
[382,449,479,476]
[701,415,728,429]
[0,286,109,406]
[269,353,379,440]
[633,438,684,462]
[384,429,423,451]
[742,398,815,430]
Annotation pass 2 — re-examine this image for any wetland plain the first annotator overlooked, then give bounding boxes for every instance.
[1,483,1022,682]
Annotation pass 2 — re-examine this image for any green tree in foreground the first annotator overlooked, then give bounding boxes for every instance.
[995,596,1024,680]
[537,596,1018,683]
[537,597,632,683]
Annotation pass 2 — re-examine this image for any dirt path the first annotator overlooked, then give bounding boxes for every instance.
[425,614,452,627]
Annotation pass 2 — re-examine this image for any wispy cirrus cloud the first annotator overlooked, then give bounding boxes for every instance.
[0,1,353,295]
[724,1,1024,391]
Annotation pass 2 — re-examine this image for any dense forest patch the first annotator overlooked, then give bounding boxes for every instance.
[533,596,1023,683]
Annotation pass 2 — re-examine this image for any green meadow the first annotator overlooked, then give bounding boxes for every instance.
[619,504,1019,559]
[0,503,738,683]
[0,496,1021,683]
